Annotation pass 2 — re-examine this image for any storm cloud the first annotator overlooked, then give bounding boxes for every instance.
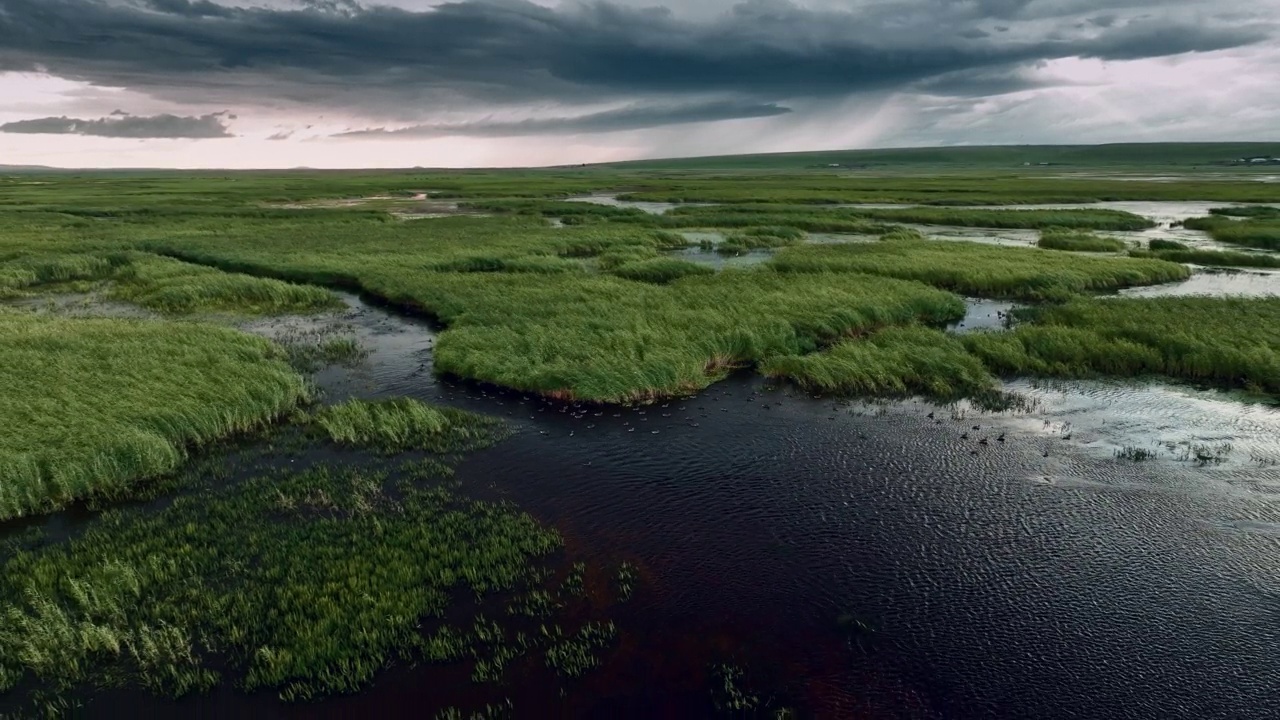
[0,0,1271,110]
[337,100,792,137]
[0,112,235,138]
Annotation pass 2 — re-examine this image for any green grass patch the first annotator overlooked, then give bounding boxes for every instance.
[963,297,1280,393]
[610,257,715,283]
[1149,239,1190,251]
[0,312,306,520]
[1208,206,1280,219]
[310,398,509,454]
[1037,229,1128,253]
[1184,216,1280,250]
[771,236,1189,301]
[1130,248,1280,269]
[761,326,998,400]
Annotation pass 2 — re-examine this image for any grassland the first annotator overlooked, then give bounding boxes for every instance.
[0,311,306,520]
[311,398,510,453]
[770,237,1189,301]
[1037,229,1129,253]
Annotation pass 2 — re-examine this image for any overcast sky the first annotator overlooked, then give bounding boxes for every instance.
[1,0,1277,168]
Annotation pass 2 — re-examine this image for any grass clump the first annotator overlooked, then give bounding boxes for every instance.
[843,207,1153,231]
[717,226,807,255]
[0,312,306,520]
[109,254,341,314]
[0,463,568,707]
[311,398,509,454]
[963,297,1280,394]
[1208,206,1280,219]
[610,257,715,284]
[1185,216,1280,250]
[1130,248,1280,269]
[1149,239,1190,251]
[771,237,1190,301]
[761,326,998,401]
[1037,229,1128,253]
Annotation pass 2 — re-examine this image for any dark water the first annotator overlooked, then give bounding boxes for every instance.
[27,294,1280,718]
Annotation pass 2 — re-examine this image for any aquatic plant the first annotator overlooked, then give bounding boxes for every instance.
[1037,229,1128,253]
[0,458,592,710]
[1148,239,1190,252]
[610,257,715,283]
[762,326,999,401]
[310,397,509,454]
[1115,446,1158,461]
[963,297,1280,394]
[1129,248,1280,269]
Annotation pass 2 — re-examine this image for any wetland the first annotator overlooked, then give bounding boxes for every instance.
[2,160,1279,718]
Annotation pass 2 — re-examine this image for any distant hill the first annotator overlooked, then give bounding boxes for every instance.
[595,143,1280,172]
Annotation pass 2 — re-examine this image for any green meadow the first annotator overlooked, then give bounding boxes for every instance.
[3,153,1280,711]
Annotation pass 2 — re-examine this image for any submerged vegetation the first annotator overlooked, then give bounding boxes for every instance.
[0,461,612,709]
[311,397,509,453]
[964,297,1280,394]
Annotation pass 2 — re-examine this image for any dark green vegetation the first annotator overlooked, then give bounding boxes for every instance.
[762,326,998,400]
[964,298,1280,394]
[770,237,1189,301]
[0,311,306,520]
[1184,216,1280,250]
[1037,229,1129,253]
[1208,206,1280,219]
[1131,248,1280,269]
[0,458,620,710]
[1148,239,1190,252]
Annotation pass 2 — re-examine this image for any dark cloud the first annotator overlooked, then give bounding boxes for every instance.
[0,0,1272,119]
[0,112,234,138]
[336,100,792,138]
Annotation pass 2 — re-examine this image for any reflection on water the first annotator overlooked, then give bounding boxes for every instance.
[564,193,704,215]
[950,298,1017,333]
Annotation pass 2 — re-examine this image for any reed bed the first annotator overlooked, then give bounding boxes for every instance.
[0,312,307,520]
[1037,229,1129,253]
[1184,216,1280,250]
[1129,248,1280,269]
[770,237,1189,301]
[311,398,509,453]
[761,326,998,400]
[963,297,1280,393]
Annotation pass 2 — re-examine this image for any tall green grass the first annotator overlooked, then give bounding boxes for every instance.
[770,236,1189,301]
[1037,229,1128,253]
[609,257,715,283]
[1130,248,1280,269]
[1184,216,1280,250]
[311,397,509,453]
[0,312,307,520]
[761,326,998,400]
[964,297,1280,393]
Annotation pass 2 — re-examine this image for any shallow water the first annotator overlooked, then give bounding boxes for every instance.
[564,193,705,215]
[225,296,1280,718]
[949,299,1017,333]
[1117,268,1280,298]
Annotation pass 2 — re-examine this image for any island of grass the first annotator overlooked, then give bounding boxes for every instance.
[1037,229,1128,253]
[1184,216,1280,250]
[0,311,307,520]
